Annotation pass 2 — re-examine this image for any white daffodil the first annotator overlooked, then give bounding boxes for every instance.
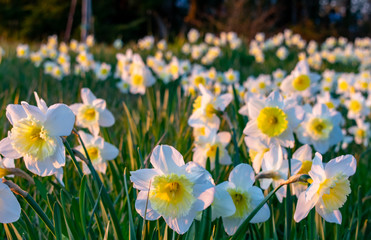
[246,74,272,95]
[76,50,94,72]
[243,90,304,148]
[193,130,231,170]
[70,88,115,136]
[116,80,130,94]
[259,144,287,202]
[30,51,43,67]
[16,44,29,58]
[0,180,21,223]
[296,103,343,154]
[224,69,240,85]
[244,136,282,173]
[345,92,370,119]
[188,85,232,129]
[122,55,155,95]
[294,153,356,224]
[348,118,370,146]
[0,93,75,176]
[75,131,118,174]
[130,145,215,234]
[216,164,270,235]
[188,28,200,43]
[95,62,111,81]
[316,92,340,111]
[290,144,313,197]
[280,60,320,99]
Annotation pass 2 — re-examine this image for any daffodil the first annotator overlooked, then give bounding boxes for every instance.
[244,136,282,173]
[316,92,340,110]
[348,118,370,146]
[0,180,21,223]
[259,144,288,202]
[246,74,272,95]
[70,88,115,136]
[0,93,75,176]
[130,145,215,234]
[16,44,29,58]
[296,103,343,154]
[75,131,118,174]
[290,144,313,197]
[216,164,270,235]
[294,153,356,224]
[280,60,320,98]
[243,90,304,148]
[95,62,111,81]
[188,28,200,43]
[188,85,232,129]
[345,92,370,119]
[193,130,231,170]
[121,55,155,94]
[224,69,239,85]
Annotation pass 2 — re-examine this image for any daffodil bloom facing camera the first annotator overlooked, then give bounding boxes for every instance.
[345,92,370,119]
[280,60,321,99]
[0,180,21,223]
[94,62,111,81]
[16,44,29,58]
[188,85,232,129]
[0,93,75,176]
[296,103,343,154]
[130,145,215,235]
[214,164,270,236]
[75,131,118,174]
[243,90,304,148]
[70,88,115,136]
[294,153,356,224]
[348,118,370,146]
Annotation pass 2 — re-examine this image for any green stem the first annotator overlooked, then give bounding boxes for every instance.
[64,138,105,238]
[24,193,56,238]
[285,148,292,240]
[63,139,83,177]
[75,133,124,240]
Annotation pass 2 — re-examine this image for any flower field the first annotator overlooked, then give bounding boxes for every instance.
[0,29,370,239]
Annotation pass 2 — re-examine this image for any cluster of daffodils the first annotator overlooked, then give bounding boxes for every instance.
[152,57,363,235]
[0,88,119,224]
[2,29,369,236]
[130,143,356,235]
[12,35,112,81]
[8,29,371,99]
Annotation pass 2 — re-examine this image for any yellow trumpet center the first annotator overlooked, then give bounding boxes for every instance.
[79,105,98,125]
[318,174,351,213]
[86,146,100,162]
[10,118,57,160]
[349,100,362,113]
[194,76,206,86]
[257,107,288,137]
[292,74,311,91]
[307,117,333,140]
[150,174,195,218]
[132,74,144,86]
[227,188,251,218]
